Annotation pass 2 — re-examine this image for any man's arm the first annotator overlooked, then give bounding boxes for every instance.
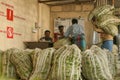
[40,37,45,41]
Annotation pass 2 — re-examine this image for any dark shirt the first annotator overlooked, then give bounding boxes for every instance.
[40,37,52,42]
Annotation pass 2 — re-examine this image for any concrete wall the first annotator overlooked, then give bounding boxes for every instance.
[38,3,50,39]
[50,3,94,47]
[0,1,94,50]
[0,0,38,50]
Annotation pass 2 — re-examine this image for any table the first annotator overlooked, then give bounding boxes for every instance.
[24,41,53,49]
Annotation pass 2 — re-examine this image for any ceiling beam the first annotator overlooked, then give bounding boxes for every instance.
[38,0,74,3]
[38,0,93,6]
[46,2,75,6]
[45,2,92,6]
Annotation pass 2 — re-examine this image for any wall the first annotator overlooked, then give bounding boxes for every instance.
[0,0,38,50]
[38,3,50,39]
[50,3,94,47]
[0,1,94,50]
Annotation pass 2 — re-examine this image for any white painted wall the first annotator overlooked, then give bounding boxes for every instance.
[0,0,38,50]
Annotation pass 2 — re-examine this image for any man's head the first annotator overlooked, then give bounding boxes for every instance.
[44,30,50,37]
[72,18,78,24]
[58,25,64,32]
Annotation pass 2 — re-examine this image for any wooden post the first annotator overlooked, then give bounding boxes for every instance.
[112,0,115,6]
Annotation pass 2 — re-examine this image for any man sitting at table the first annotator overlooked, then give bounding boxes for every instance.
[40,30,53,42]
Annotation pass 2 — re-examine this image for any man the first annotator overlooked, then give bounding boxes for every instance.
[58,25,64,39]
[89,5,119,52]
[95,28,114,52]
[40,30,52,42]
[64,18,86,51]
[54,25,64,42]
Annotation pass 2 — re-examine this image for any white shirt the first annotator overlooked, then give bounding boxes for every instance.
[64,23,85,38]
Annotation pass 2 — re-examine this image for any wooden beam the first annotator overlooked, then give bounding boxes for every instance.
[38,0,93,6]
[46,1,91,6]
[38,0,73,3]
[46,2,75,6]
[38,0,91,3]
[112,0,115,6]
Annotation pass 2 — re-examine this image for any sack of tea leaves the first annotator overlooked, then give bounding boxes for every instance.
[10,49,33,80]
[82,45,113,80]
[2,48,18,79]
[54,38,71,49]
[29,48,55,80]
[50,44,82,80]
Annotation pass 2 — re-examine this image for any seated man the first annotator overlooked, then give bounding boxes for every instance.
[40,30,52,42]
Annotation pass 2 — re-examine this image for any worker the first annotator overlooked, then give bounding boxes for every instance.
[89,5,119,52]
[64,18,86,51]
[40,30,53,42]
[58,25,64,39]
[54,25,65,42]
[95,28,114,52]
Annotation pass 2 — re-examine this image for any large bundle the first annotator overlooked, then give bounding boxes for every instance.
[82,45,112,80]
[88,5,120,36]
[29,48,55,80]
[2,48,18,79]
[50,44,82,80]
[30,48,42,68]
[0,50,3,76]
[0,76,17,80]
[104,50,116,77]
[10,49,33,80]
[88,5,114,21]
[112,45,119,75]
[101,24,118,36]
[104,45,119,77]
[96,15,120,27]
[54,38,71,48]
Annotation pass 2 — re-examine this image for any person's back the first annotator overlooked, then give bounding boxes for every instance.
[64,18,85,38]
[64,18,86,51]
[71,23,84,38]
